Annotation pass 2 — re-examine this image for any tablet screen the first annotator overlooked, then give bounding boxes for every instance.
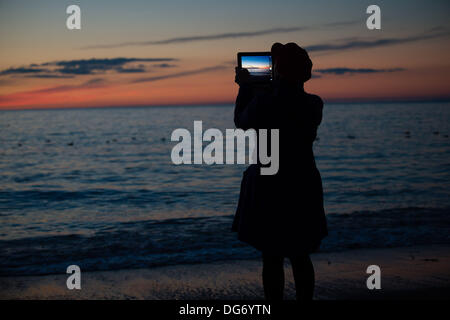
[241,55,272,78]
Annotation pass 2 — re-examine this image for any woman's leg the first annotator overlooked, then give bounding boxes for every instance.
[262,252,285,300]
[289,254,315,301]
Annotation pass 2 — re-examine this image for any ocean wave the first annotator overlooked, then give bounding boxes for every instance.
[1,206,449,276]
[0,189,231,211]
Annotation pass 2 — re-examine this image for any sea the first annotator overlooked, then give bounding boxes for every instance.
[1,102,449,276]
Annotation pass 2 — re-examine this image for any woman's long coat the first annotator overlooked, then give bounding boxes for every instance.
[231,82,328,256]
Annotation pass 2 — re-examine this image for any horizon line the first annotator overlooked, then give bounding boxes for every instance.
[1,96,450,111]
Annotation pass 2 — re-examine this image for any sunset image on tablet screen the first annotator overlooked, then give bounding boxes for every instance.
[241,56,272,77]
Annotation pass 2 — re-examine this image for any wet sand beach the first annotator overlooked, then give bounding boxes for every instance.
[1,245,449,300]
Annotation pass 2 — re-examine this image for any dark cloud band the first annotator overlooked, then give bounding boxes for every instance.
[0,58,177,78]
[80,21,359,49]
[306,30,449,53]
[81,27,305,49]
[315,67,405,75]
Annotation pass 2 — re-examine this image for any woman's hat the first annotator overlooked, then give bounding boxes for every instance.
[271,42,312,83]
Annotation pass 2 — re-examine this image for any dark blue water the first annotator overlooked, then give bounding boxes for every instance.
[1,103,449,275]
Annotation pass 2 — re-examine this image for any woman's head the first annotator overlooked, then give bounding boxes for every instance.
[271,42,312,83]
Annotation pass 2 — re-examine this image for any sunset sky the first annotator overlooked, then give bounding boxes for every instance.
[241,56,272,73]
[0,0,449,110]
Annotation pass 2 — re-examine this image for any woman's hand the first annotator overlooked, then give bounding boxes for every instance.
[235,67,250,86]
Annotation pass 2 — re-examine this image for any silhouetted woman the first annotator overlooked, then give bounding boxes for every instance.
[232,42,327,301]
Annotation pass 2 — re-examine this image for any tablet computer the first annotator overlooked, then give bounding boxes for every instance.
[237,52,273,82]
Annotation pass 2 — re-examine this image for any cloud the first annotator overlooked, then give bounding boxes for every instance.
[81,21,359,49]
[0,58,177,78]
[306,29,449,53]
[153,63,177,68]
[315,67,405,75]
[115,66,147,73]
[25,74,75,79]
[82,27,305,49]
[80,23,449,57]
[54,58,175,75]
[132,65,227,83]
[0,64,226,103]
[28,78,108,95]
[0,67,48,75]
[81,78,107,86]
[0,78,108,103]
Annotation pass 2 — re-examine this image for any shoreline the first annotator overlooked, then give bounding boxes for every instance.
[1,244,449,300]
